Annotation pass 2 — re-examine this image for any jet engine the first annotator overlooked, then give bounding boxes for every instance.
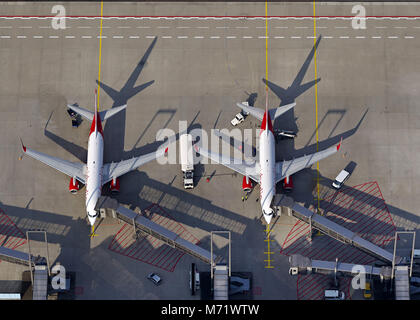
[110,177,120,193]
[242,176,253,192]
[69,177,80,194]
[282,176,293,192]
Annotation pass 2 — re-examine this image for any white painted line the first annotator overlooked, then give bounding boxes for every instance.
[196,26,209,29]
[394,26,407,29]
[306,36,316,39]
[236,26,248,29]
[39,26,50,29]
[102,26,111,29]
[226,36,237,38]
[17,35,26,39]
[157,26,170,28]
[113,35,124,38]
[355,36,366,39]
[324,36,334,39]
[0,35,10,39]
[405,36,415,39]
[339,36,349,39]
[243,36,253,38]
[97,35,107,39]
[3,16,420,22]
[0,26,12,29]
[82,36,92,38]
[375,26,387,29]
[274,36,284,39]
[129,35,140,39]
[210,36,220,39]
[136,26,150,28]
[117,26,130,28]
[258,36,268,39]
[177,36,188,38]
[296,26,308,29]
[317,26,328,29]
[176,26,190,29]
[372,36,382,39]
[146,35,156,38]
[65,35,75,39]
[194,36,204,39]
[216,26,228,29]
[162,36,172,38]
[291,36,301,39]
[275,26,288,29]
[388,36,398,38]
[49,35,59,38]
[33,35,43,38]
[19,26,32,29]
[335,26,348,29]
[256,26,266,29]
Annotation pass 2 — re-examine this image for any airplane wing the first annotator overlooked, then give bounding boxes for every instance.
[21,143,86,184]
[212,129,258,162]
[102,147,167,184]
[195,145,260,183]
[236,102,296,121]
[67,104,126,122]
[275,139,342,183]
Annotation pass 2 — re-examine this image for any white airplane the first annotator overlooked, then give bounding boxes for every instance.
[20,90,167,235]
[195,103,341,225]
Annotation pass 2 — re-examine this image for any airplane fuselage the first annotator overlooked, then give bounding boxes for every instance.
[258,113,276,224]
[85,111,104,226]
[85,129,103,226]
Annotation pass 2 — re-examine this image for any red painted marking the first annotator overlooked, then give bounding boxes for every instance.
[1,15,420,18]
[109,204,199,272]
[286,181,395,300]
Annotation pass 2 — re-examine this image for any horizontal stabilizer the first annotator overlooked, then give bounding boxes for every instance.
[67,104,126,122]
[268,102,296,120]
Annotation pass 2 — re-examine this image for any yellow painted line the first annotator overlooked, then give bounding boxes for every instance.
[96,1,104,111]
[313,1,320,213]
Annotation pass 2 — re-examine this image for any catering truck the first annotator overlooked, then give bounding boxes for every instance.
[180,133,194,189]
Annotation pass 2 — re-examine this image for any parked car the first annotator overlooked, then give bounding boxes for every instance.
[231,113,245,126]
[332,169,350,189]
[147,273,162,286]
[324,289,345,300]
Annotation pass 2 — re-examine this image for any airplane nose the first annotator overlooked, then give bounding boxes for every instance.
[264,213,272,225]
[88,215,96,226]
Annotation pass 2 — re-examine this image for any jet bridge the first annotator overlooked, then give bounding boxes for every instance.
[96,196,220,265]
[0,246,49,300]
[0,246,33,267]
[273,195,401,264]
[289,254,393,281]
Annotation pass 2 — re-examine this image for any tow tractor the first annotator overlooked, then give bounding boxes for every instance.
[231,101,250,126]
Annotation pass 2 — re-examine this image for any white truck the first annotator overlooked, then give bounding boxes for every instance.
[231,101,250,126]
[180,134,194,189]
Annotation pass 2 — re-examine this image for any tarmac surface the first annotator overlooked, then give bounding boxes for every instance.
[0,2,420,300]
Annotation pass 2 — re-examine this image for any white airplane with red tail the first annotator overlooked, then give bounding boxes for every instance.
[20,90,167,235]
[196,103,342,225]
